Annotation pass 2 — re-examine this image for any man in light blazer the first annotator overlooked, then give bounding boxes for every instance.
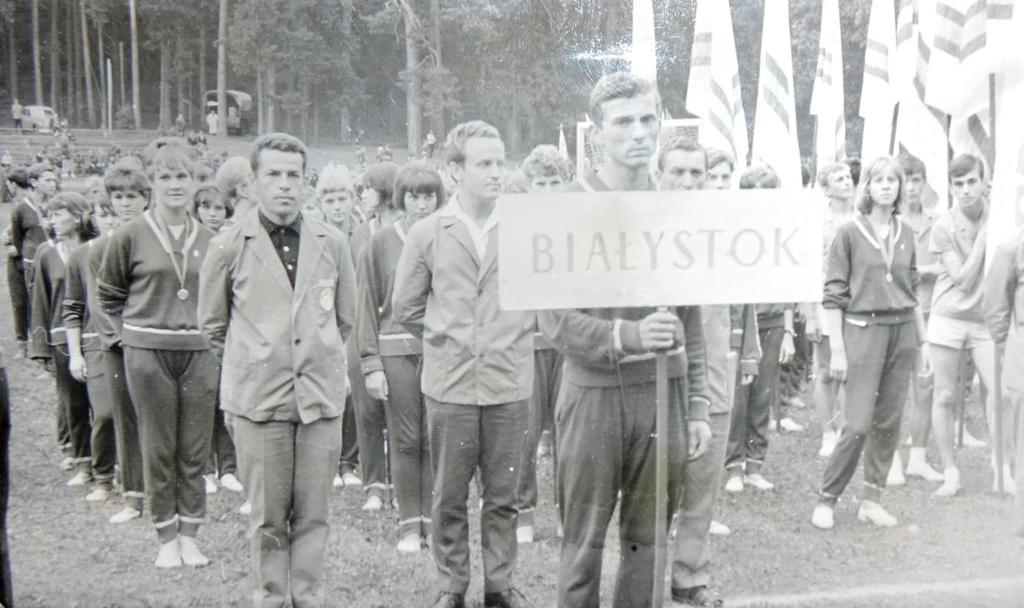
[199,133,357,608]
[393,121,535,608]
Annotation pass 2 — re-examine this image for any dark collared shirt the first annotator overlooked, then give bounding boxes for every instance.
[259,211,302,287]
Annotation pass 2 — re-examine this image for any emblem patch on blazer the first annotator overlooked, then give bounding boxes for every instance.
[319,288,334,311]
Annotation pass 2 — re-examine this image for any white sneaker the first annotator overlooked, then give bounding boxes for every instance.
[396,533,422,554]
[341,472,363,487]
[818,432,837,458]
[109,507,142,524]
[857,500,898,527]
[744,474,775,491]
[179,535,210,567]
[59,456,74,471]
[155,538,182,569]
[333,474,345,488]
[724,475,744,493]
[67,471,92,487]
[362,495,384,511]
[905,449,945,482]
[708,520,731,536]
[779,417,805,433]
[239,501,252,515]
[204,474,218,495]
[934,467,961,497]
[219,473,244,493]
[86,487,111,502]
[516,525,535,544]
[811,504,834,530]
[886,453,906,487]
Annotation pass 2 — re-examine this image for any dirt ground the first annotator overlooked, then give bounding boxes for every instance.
[0,200,1021,607]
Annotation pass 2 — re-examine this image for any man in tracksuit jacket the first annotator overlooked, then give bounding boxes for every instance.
[539,72,712,608]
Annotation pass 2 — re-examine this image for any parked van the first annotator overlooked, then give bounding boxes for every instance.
[204,90,253,136]
[22,105,58,132]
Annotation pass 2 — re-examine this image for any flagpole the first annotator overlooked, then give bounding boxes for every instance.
[989,72,1004,495]
[653,345,668,608]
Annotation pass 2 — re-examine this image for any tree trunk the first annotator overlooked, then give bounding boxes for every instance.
[256,69,264,135]
[216,0,228,138]
[32,0,43,104]
[198,23,206,129]
[266,64,275,132]
[80,0,95,126]
[505,95,519,157]
[312,83,319,145]
[403,2,421,155]
[65,3,75,122]
[159,39,170,130]
[175,34,185,128]
[119,41,125,112]
[129,0,141,128]
[429,0,443,138]
[8,22,19,107]
[98,19,106,130]
[49,0,59,110]
[73,1,82,123]
[340,0,353,142]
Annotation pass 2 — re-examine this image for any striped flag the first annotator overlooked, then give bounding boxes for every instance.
[685,0,748,168]
[631,0,657,85]
[859,0,898,162]
[895,0,949,207]
[751,0,801,189]
[810,0,847,166]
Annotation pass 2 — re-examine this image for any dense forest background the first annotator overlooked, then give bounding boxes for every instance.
[0,0,872,158]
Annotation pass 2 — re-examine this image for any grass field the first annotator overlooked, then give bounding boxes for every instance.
[0,198,1020,607]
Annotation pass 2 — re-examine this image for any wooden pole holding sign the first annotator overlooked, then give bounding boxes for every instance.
[652,313,669,608]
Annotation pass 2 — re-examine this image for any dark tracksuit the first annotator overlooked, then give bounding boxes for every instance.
[538,173,711,608]
[516,326,562,530]
[672,304,759,591]
[31,242,92,473]
[11,197,48,300]
[350,217,388,495]
[98,213,218,542]
[5,232,30,345]
[725,303,791,476]
[819,215,920,504]
[0,349,11,608]
[357,221,431,539]
[63,239,116,489]
[89,233,145,509]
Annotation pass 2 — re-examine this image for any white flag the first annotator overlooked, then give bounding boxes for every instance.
[751,0,801,189]
[810,0,846,165]
[631,0,657,85]
[685,0,748,168]
[860,0,898,162]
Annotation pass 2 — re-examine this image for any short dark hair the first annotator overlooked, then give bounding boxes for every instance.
[444,121,501,166]
[656,137,706,173]
[250,132,308,174]
[949,153,986,181]
[104,158,151,197]
[361,162,400,210]
[47,191,99,241]
[394,162,446,212]
[589,72,662,128]
[844,157,862,186]
[193,183,232,218]
[7,167,30,189]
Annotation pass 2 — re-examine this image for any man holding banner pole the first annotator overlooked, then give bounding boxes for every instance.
[538,72,712,608]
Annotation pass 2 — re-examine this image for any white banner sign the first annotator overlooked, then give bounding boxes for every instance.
[497,190,823,310]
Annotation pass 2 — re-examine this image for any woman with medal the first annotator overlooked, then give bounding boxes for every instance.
[811,156,930,531]
[97,144,218,568]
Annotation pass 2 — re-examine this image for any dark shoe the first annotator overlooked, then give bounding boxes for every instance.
[484,588,531,608]
[671,585,723,607]
[431,592,465,608]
